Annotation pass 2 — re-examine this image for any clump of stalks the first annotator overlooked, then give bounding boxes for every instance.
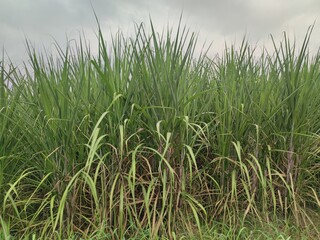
[0,19,319,239]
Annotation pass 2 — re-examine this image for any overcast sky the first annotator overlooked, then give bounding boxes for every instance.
[1,0,319,65]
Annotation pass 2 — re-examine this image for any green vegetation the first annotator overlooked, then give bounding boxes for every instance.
[0,19,319,239]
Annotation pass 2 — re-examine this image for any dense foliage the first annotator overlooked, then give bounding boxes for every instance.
[0,21,319,239]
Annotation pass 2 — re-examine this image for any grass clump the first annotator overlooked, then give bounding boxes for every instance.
[0,19,319,239]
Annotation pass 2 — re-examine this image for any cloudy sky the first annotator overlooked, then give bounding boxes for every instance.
[1,0,319,65]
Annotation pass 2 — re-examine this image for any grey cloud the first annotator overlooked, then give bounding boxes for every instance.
[0,0,319,64]
[0,0,134,63]
[0,0,119,33]
[165,0,319,38]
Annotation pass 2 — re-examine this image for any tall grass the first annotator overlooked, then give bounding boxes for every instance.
[0,20,319,239]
